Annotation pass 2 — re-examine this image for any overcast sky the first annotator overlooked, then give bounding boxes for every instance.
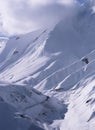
[0,0,76,35]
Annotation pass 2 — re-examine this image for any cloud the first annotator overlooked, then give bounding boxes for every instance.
[0,0,75,35]
[58,0,75,5]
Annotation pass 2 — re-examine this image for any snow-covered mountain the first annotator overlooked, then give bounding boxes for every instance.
[0,1,95,130]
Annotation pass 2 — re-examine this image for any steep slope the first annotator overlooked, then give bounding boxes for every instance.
[0,1,95,130]
[1,1,95,84]
[0,81,65,130]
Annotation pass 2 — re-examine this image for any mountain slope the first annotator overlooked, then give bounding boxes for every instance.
[0,1,95,130]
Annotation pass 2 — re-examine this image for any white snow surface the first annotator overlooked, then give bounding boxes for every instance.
[0,2,95,130]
